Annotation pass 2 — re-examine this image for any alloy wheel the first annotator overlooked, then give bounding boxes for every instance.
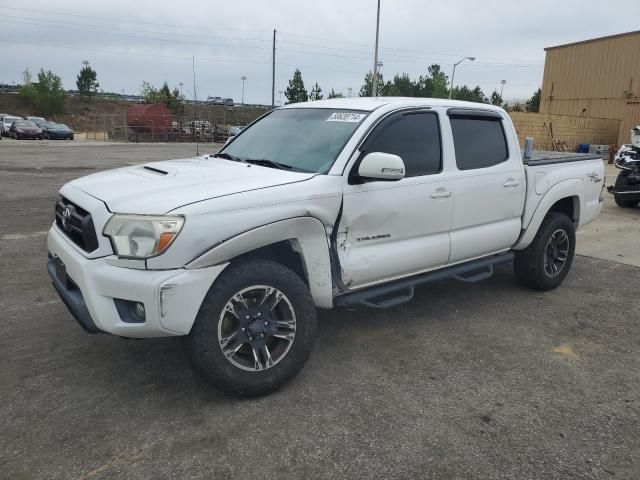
[217,285,296,372]
[544,229,570,277]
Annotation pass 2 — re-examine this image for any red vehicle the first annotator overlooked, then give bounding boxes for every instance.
[9,120,43,140]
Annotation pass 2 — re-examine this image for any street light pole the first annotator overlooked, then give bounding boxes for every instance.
[372,0,381,97]
[241,76,247,105]
[449,56,476,99]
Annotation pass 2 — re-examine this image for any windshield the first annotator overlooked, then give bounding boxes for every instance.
[221,108,368,173]
[15,121,35,127]
[5,117,20,124]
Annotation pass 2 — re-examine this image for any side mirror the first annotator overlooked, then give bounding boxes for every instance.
[358,152,405,181]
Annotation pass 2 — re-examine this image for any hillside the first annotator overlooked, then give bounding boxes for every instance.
[0,93,268,131]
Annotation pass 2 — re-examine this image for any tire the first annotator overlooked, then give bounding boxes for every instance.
[185,259,317,397]
[614,196,639,208]
[514,212,576,291]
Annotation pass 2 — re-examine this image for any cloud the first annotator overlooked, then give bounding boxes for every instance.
[1,0,638,103]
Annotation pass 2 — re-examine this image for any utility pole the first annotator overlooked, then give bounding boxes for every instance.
[178,81,184,98]
[272,29,276,109]
[371,0,381,97]
[241,76,247,105]
[500,79,507,97]
[192,55,199,156]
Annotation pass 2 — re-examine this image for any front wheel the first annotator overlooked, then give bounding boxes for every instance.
[614,196,639,208]
[185,259,317,397]
[514,212,576,291]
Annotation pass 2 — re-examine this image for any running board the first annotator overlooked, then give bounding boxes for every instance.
[334,252,514,309]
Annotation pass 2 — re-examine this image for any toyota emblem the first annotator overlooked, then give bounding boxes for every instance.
[61,207,72,231]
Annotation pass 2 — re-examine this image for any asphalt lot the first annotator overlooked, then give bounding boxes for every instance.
[1,140,639,479]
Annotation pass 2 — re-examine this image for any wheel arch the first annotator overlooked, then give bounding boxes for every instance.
[513,179,583,251]
[187,217,334,308]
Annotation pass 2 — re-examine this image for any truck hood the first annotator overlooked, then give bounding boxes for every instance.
[70,156,316,214]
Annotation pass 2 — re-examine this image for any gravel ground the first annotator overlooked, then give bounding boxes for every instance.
[1,141,638,479]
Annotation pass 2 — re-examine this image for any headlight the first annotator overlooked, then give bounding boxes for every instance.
[103,214,184,259]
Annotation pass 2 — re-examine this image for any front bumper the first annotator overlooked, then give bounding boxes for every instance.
[47,132,73,139]
[47,225,228,337]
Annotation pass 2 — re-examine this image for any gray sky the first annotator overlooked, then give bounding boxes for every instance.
[1,0,639,104]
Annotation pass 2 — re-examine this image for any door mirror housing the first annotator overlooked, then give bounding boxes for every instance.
[357,152,406,181]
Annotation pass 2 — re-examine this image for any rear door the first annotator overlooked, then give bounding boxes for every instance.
[339,109,453,288]
[446,109,525,263]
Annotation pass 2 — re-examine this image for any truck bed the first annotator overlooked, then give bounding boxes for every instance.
[523,151,601,166]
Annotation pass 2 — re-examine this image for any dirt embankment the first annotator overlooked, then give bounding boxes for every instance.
[0,92,267,131]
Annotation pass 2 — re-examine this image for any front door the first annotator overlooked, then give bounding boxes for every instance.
[338,110,453,289]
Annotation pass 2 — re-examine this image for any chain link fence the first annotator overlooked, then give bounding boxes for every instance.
[83,107,266,143]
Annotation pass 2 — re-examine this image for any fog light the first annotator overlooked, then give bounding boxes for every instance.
[134,302,145,319]
[114,299,146,323]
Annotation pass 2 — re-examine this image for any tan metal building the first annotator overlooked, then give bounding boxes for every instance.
[540,30,640,145]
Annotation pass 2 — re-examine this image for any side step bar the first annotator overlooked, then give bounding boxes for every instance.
[334,252,514,309]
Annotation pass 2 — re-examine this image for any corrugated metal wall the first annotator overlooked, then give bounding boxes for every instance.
[539,32,640,144]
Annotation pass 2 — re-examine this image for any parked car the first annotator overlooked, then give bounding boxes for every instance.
[9,120,42,139]
[1,115,22,136]
[228,125,245,137]
[189,120,213,134]
[47,98,605,397]
[224,98,234,106]
[40,122,74,140]
[0,114,9,135]
[27,116,46,124]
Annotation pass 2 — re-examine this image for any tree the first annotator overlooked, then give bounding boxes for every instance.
[140,81,158,103]
[526,88,541,112]
[451,85,488,103]
[386,73,416,97]
[359,70,386,97]
[76,64,99,101]
[416,64,449,98]
[505,102,523,112]
[139,81,183,113]
[285,69,308,104]
[19,68,66,115]
[309,82,323,101]
[327,89,345,99]
[489,90,504,107]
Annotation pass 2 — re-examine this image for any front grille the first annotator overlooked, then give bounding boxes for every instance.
[55,196,99,252]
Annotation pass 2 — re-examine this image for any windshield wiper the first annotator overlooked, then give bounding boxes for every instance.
[244,158,293,170]
[213,152,248,163]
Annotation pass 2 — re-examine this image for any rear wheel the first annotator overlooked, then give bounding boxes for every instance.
[514,212,576,291]
[185,260,317,397]
[614,196,639,208]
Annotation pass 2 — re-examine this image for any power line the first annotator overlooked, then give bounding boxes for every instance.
[0,14,269,43]
[0,16,272,51]
[0,39,271,65]
[1,6,272,33]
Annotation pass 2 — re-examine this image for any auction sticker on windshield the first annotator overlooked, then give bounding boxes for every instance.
[326,112,367,122]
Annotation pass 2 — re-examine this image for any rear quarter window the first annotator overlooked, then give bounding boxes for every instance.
[450,116,509,170]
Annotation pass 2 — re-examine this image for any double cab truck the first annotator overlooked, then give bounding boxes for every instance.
[47,98,605,396]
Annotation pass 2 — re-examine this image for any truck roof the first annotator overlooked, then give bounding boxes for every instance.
[281,97,506,113]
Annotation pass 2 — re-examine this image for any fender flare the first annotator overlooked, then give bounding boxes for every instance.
[186,217,334,308]
[513,179,582,251]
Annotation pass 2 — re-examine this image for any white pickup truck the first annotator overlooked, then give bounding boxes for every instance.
[47,98,605,396]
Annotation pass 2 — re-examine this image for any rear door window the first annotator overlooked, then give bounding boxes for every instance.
[450,116,508,170]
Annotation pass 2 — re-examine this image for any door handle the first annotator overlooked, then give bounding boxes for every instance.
[503,180,520,187]
[430,190,452,198]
